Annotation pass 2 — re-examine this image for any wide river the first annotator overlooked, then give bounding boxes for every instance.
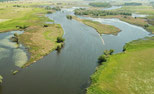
[0,8,152,94]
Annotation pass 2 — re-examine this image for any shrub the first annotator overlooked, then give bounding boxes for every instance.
[109,49,114,55]
[57,37,65,43]
[66,15,72,20]
[144,24,149,28]
[47,11,53,14]
[43,24,48,27]
[16,25,28,29]
[123,46,126,52]
[98,55,107,64]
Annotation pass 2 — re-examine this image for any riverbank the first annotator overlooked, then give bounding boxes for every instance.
[87,36,154,94]
[0,3,64,68]
[72,16,120,35]
[74,6,154,34]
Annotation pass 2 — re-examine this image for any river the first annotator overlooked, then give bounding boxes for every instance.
[0,8,152,94]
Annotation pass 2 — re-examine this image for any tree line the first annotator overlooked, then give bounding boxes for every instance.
[89,2,112,8]
[74,8,132,16]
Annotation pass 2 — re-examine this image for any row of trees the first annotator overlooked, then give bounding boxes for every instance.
[124,3,142,6]
[74,9,132,16]
[89,2,112,8]
[45,6,61,11]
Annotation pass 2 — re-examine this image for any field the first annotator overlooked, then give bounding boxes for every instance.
[118,6,154,15]
[87,37,154,94]
[0,2,64,67]
[73,16,120,35]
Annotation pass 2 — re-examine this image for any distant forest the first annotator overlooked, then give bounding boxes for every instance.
[89,2,112,8]
[124,2,142,6]
[0,0,16,2]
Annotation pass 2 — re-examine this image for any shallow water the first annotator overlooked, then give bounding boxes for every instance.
[0,8,153,94]
[0,31,28,73]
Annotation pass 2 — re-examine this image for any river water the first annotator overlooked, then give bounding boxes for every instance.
[0,8,152,94]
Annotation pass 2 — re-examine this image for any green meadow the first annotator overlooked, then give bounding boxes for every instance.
[87,37,154,94]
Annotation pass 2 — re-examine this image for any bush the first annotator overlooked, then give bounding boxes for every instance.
[144,24,149,28]
[47,11,53,14]
[16,25,28,29]
[123,46,126,52]
[56,44,64,52]
[98,55,107,64]
[43,24,48,27]
[57,37,65,43]
[66,15,72,20]
[109,49,114,55]
[13,5,21,7]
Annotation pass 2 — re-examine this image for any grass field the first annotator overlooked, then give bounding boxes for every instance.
[87,37,154,94]
[118,6,154,15]
[0,2,64,67]
[73,16,120,35]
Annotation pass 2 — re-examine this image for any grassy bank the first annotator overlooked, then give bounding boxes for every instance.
[20,24,64,67]
[87,37,154,94]
[73,16,120,35]
[0,2,64,67]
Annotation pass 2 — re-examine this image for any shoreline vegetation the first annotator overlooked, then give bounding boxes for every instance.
[72,16,120,35]
[74,8,154,34]
[0,2,64,68]
[87,37,154,94]
[89,2,112,8]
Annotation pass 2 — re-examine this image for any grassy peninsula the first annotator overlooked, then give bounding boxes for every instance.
[0,2,64,67]
[87,37,154,94]
[72,16,120,35]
